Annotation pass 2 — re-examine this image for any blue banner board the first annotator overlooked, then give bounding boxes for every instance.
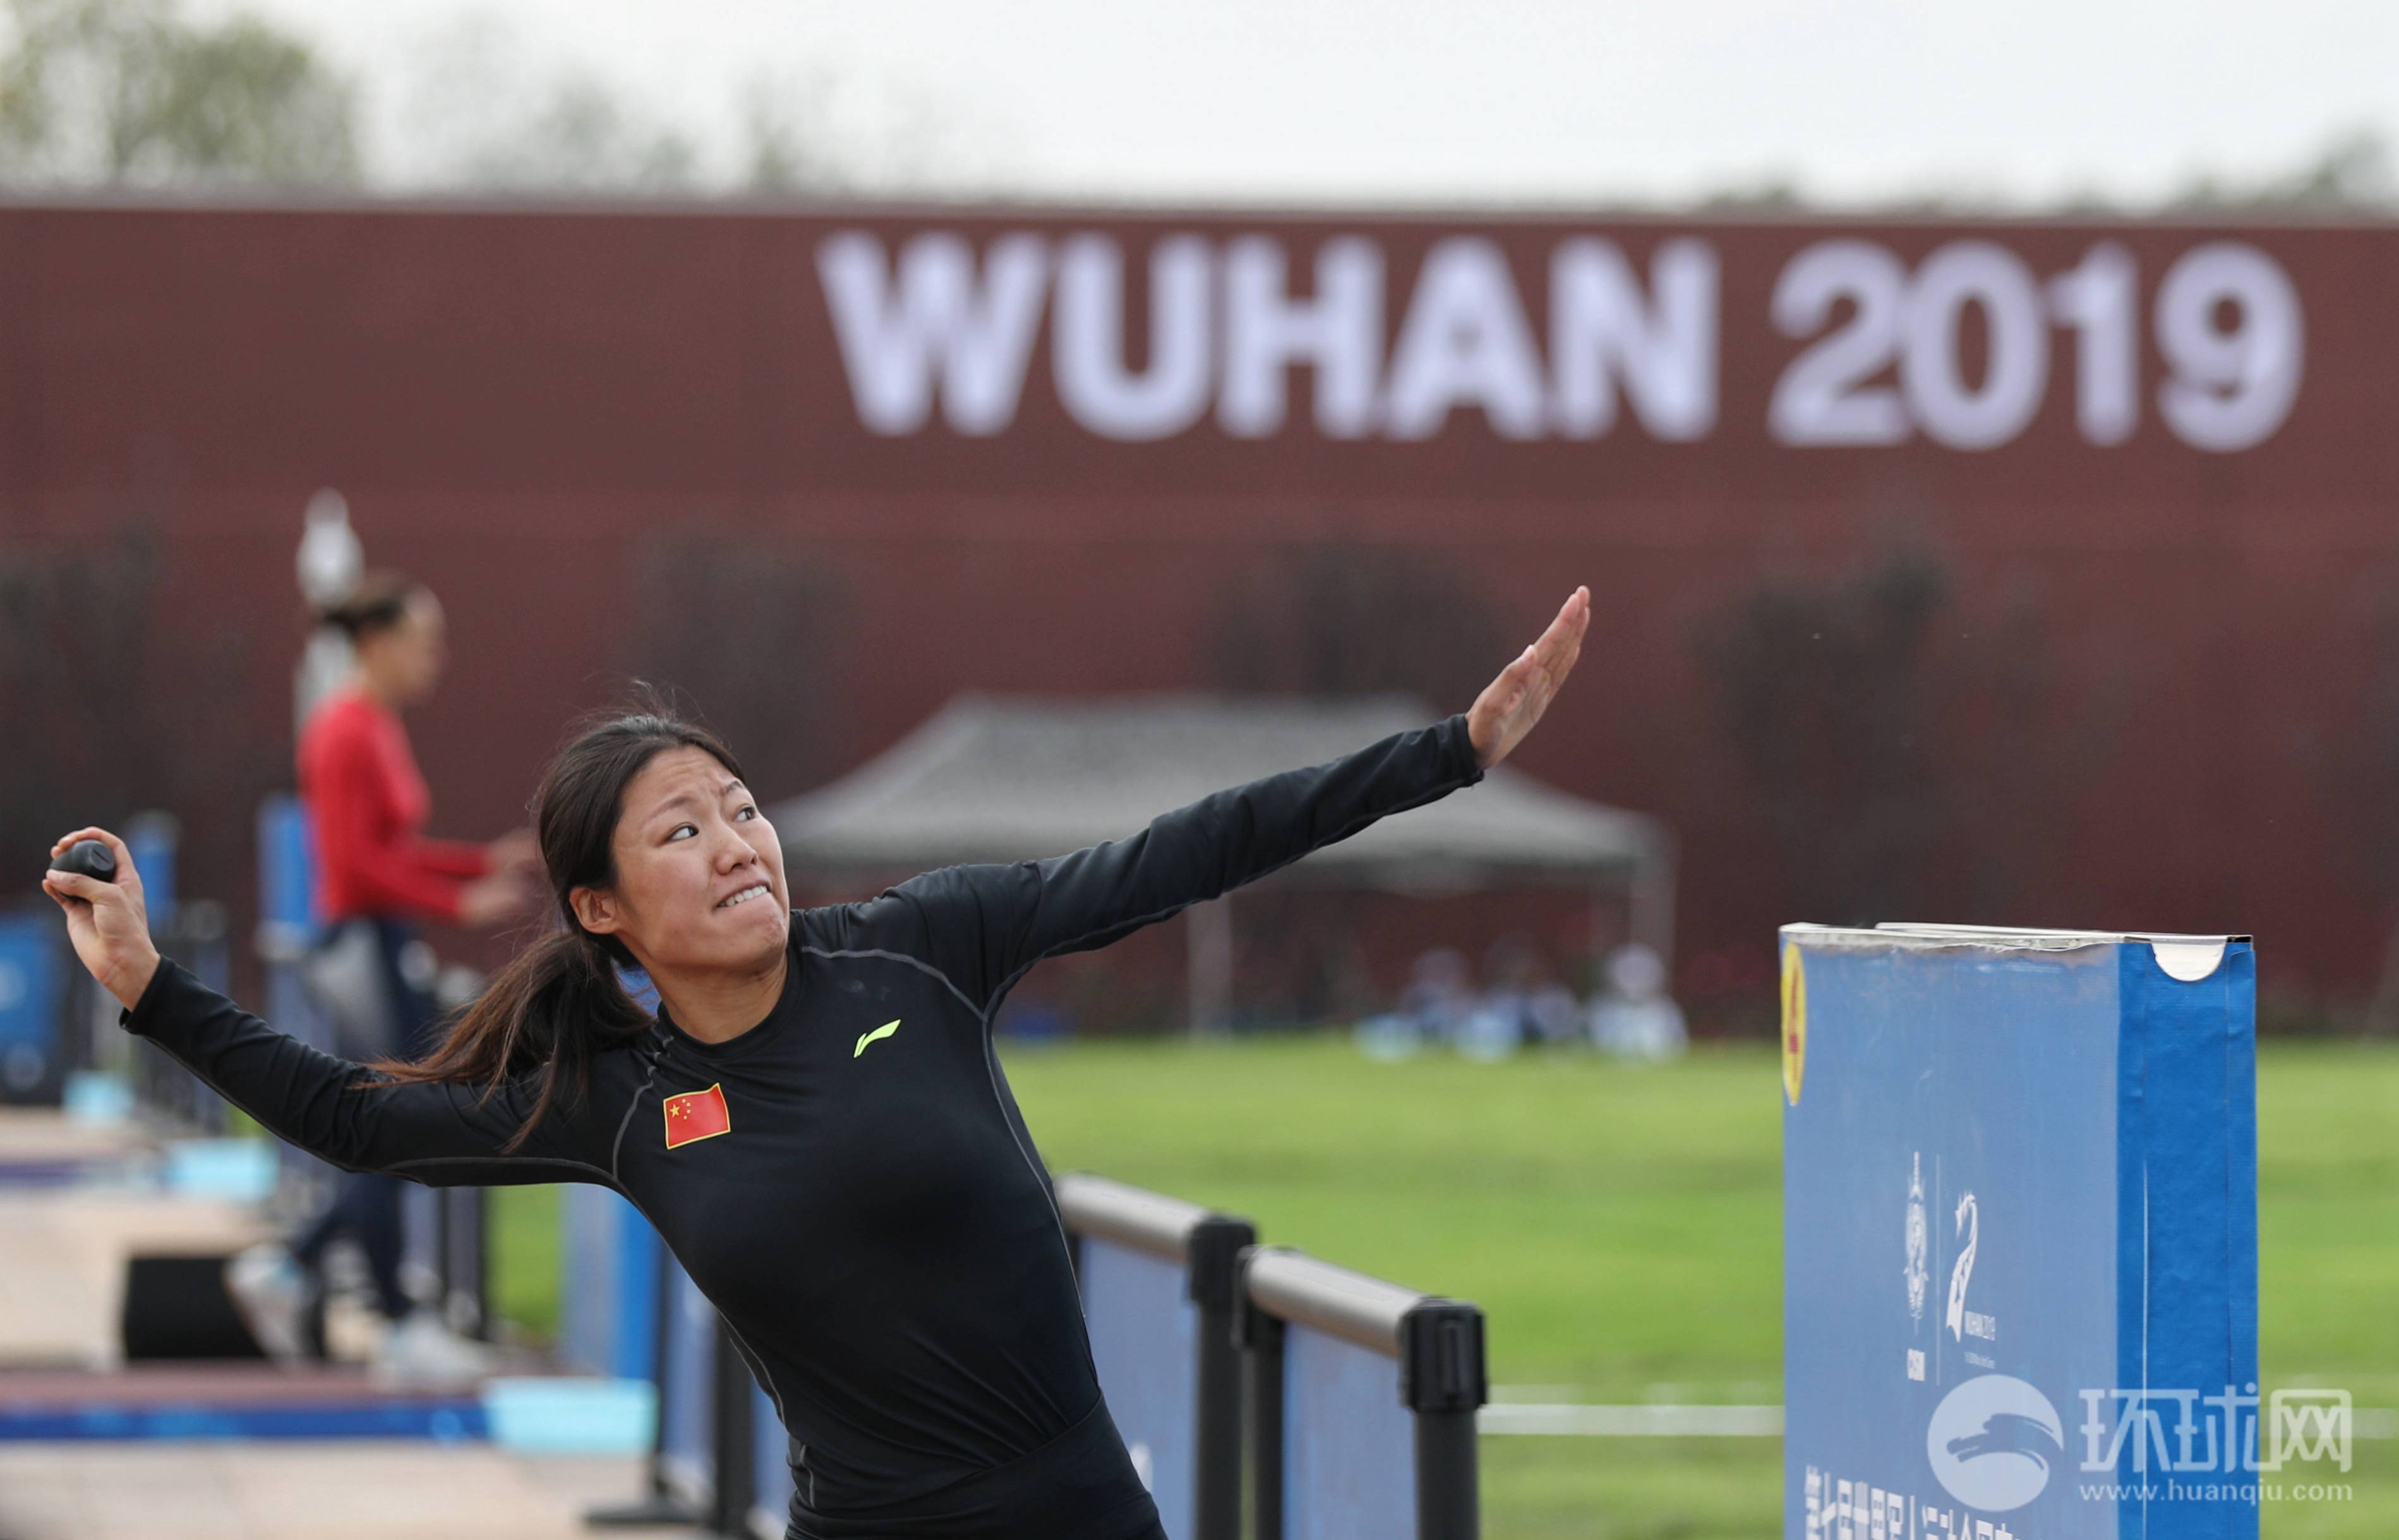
[0,916,63,1098]
[1284,1323,1414,1540]
[560,1184,660,1381]
[1781,925,2259,1540]
[660,1257,718,1499]
[1080,1238,1196,1531]
[256,794,317,934]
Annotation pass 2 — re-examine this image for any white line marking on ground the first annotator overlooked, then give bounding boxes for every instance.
[1476,1405,2399,1439]
[1477,1405,1783,1436]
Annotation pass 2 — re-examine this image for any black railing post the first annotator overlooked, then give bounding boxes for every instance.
[1402,1301,1487,1540]
[1233,1244,1285,1540]
[439,1186,489,1339]
[1187,1215,1253,1540]
[471,1188,491,1339]
[708,1316,756,1538]
[430,1186,452,1323]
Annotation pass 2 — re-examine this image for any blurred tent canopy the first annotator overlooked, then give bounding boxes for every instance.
[771,693,1674,1032]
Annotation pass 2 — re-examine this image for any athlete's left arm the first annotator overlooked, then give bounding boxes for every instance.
[875,586,1589,1009]
[909,714,1485,1004]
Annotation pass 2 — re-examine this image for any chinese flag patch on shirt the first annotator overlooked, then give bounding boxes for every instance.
[663,1083,731,1149]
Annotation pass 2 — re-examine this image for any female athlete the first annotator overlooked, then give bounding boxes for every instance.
[46,585,1589,1540]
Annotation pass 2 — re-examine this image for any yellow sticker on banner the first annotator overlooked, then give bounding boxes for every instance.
[1781,942,1807,1107]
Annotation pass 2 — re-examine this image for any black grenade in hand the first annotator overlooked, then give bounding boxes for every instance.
[50,839,117,884]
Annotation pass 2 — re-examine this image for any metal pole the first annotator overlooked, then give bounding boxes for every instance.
[472,1188,490,1340]
[445,1186,489,1340]
[1629,831,1678,980]
[708,1315,755,1538]
[1414,1412,1479,1540]
[430,1186,452,1321]
[1186,896,1234,1037]
[1401,1301,1487,1540]
[1187,1215,1253,1540]
[1234,1246,1285,1540]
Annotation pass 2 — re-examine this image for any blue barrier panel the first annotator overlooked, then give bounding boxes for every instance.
[255,796,332,1203]
[253,797,319,1059]
[561,1185,661,1381]
[255,795,318,935]
[1285,1323,1415,1539]
[659,1256,718,1505]
[1781,924,2258,1540]
[1083,1240,1198,1515]
[0,915,64,1100]
[0,1399,484,1441]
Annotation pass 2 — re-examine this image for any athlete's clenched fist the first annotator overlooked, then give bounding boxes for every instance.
[44,826,162,1011]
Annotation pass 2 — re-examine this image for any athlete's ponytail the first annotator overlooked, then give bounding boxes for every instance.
[349,690,747,1155]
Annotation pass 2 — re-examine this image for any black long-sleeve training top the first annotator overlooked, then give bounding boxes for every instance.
[119,713,1488,1539]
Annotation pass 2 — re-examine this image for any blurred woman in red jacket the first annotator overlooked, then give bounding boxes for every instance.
[228,572,537,1381]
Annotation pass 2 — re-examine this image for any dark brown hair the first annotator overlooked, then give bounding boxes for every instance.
[349,697,748,1154]
[318,571,425,642]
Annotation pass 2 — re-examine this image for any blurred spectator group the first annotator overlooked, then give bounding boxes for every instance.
[1355,938,1687,1063]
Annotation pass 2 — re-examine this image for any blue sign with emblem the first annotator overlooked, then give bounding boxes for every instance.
[1782,924,2259,1540]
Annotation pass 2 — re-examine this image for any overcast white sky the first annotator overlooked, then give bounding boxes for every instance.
[198,0,2399,207]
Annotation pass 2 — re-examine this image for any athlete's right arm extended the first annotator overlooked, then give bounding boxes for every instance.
[121,955,622,1190]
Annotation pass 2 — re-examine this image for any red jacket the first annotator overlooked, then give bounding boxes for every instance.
[297,686,487,925]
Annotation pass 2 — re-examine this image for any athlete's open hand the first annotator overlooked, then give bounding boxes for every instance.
[1467,586,1589,769]
[42,826,162,1011]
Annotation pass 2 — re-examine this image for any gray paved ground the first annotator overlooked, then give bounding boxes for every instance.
[0,1441,655,1540]
[0,1109,659,1540]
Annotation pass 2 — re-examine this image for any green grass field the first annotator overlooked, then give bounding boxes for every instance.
[485,1036,2399,1539]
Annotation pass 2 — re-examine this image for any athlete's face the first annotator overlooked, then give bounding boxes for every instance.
[574,746,790,975]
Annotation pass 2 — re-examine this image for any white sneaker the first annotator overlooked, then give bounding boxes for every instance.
[223,1242,318,1365]
[369,1308,499,1388]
